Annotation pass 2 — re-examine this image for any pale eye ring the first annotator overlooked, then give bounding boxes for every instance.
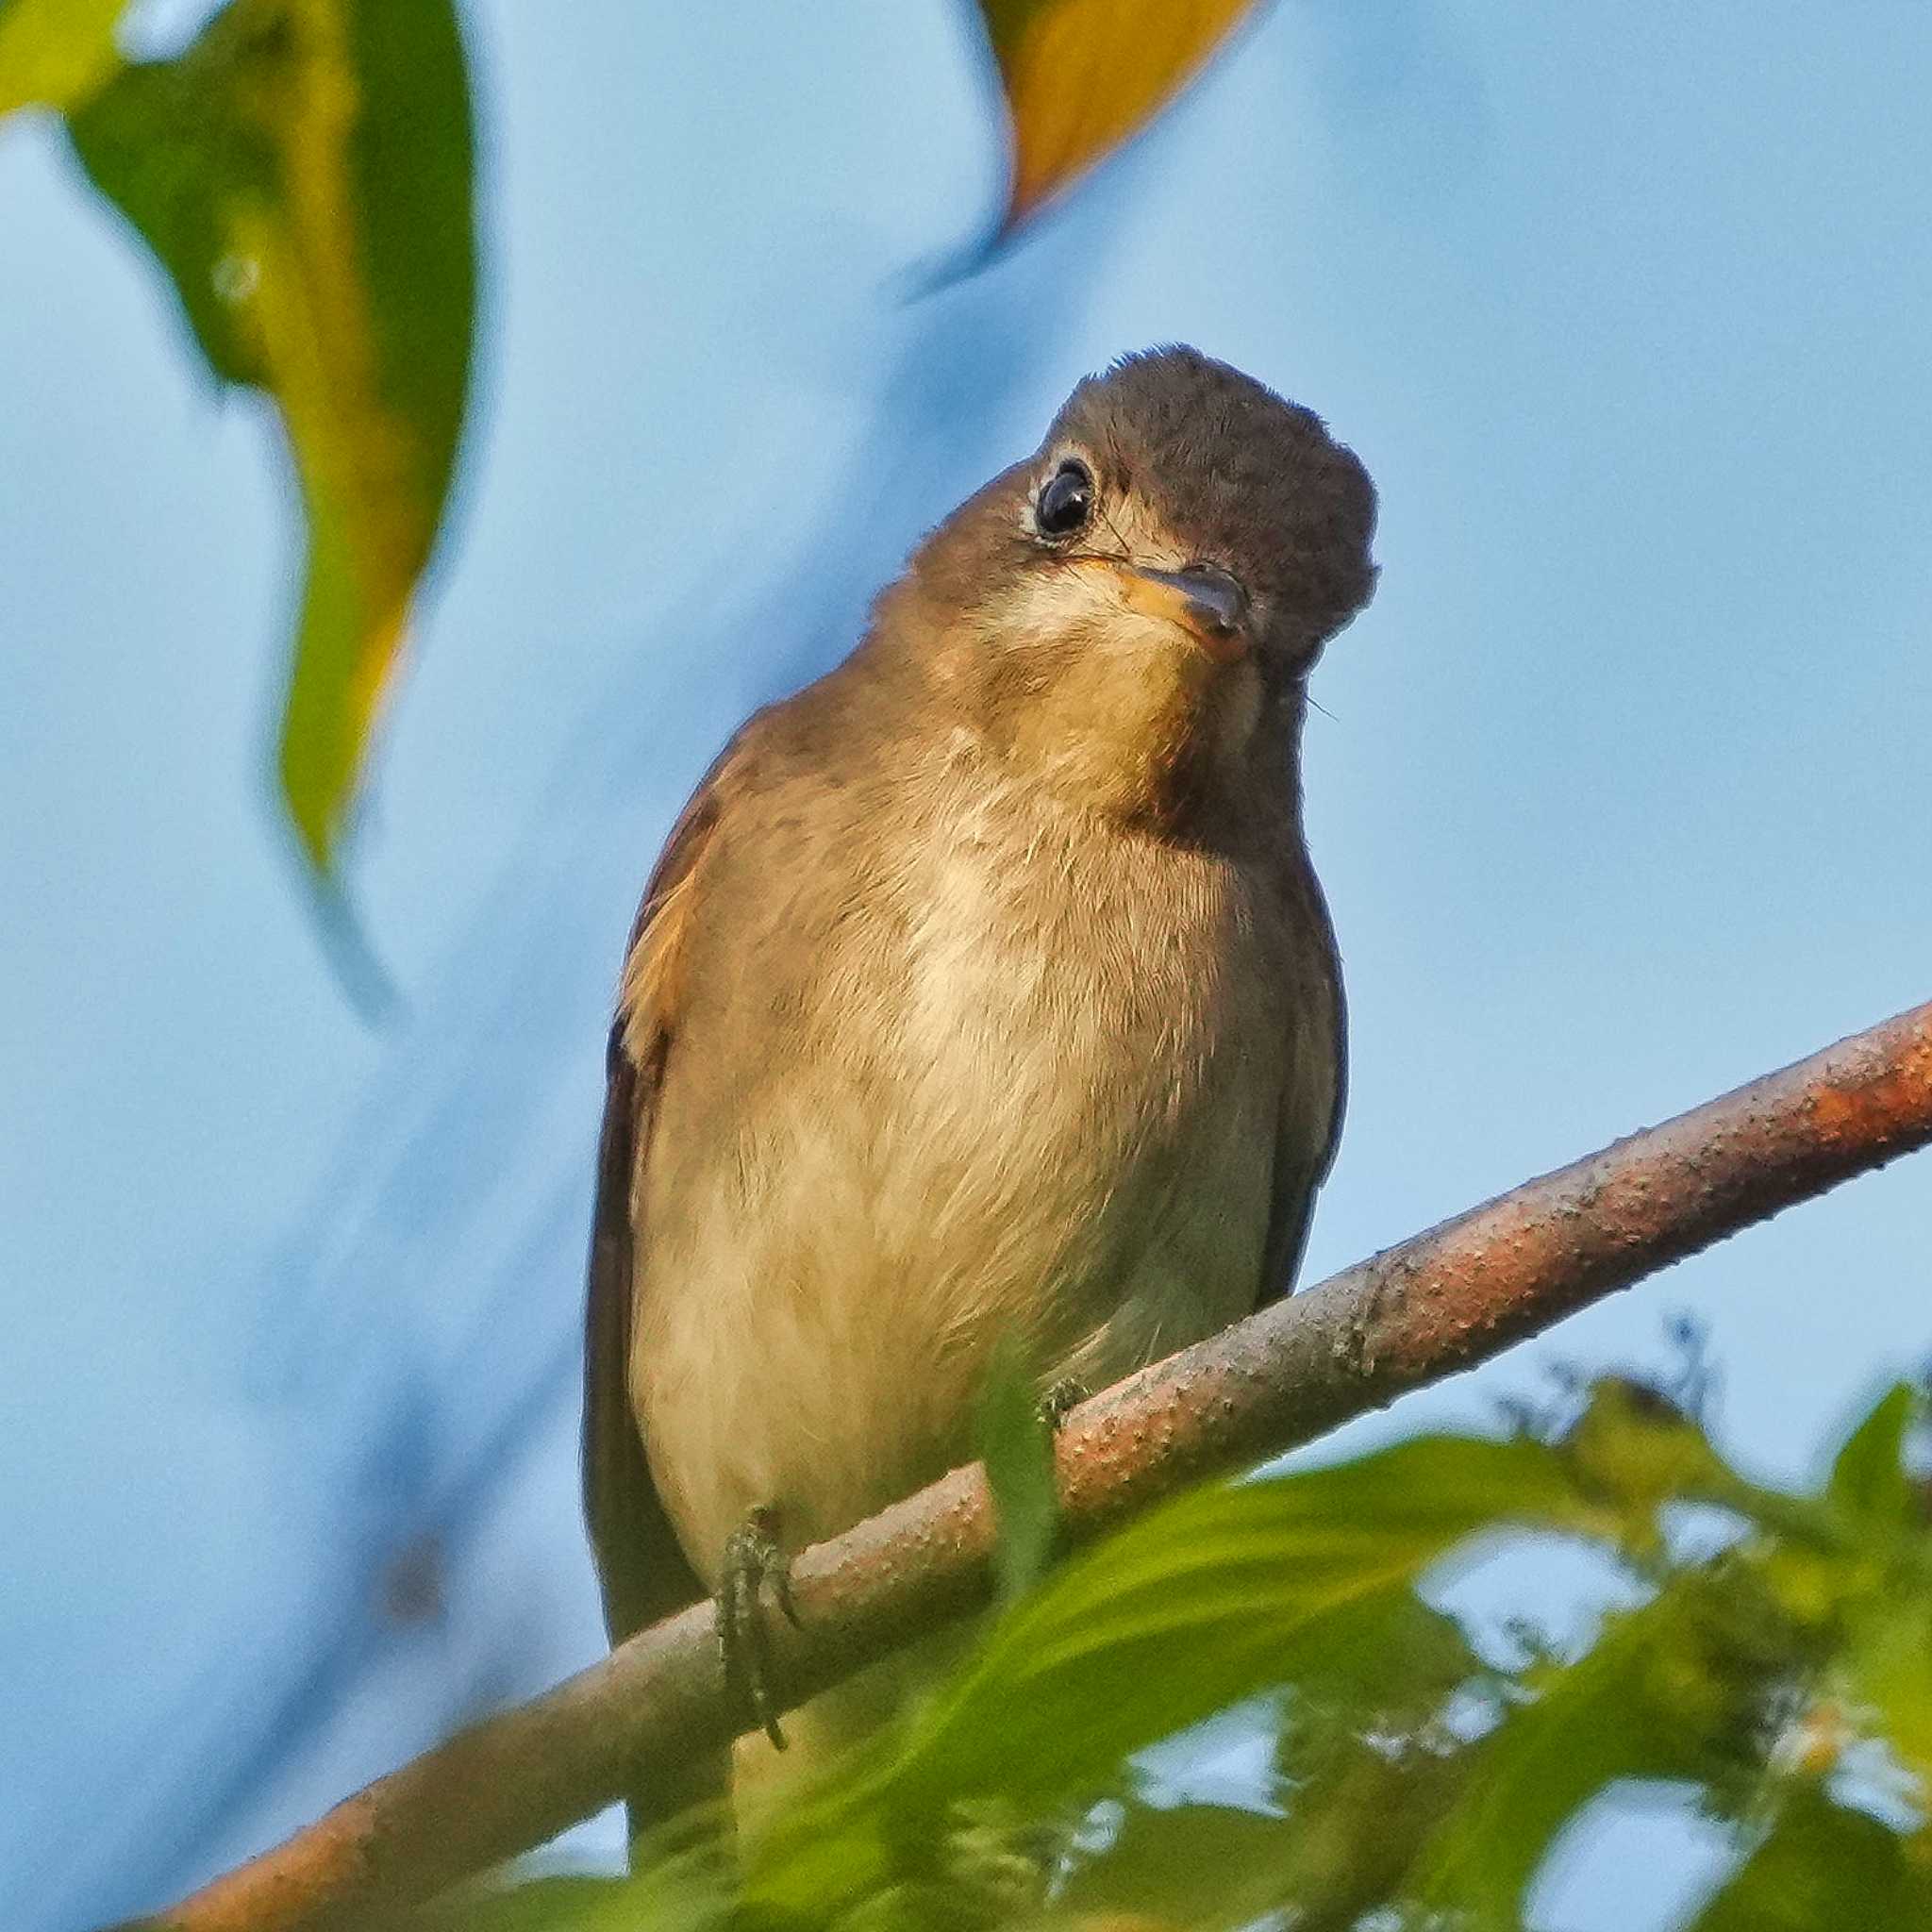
[1034,458,1093,540]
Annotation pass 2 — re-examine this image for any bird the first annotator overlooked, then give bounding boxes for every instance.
[583,345,1377,1833]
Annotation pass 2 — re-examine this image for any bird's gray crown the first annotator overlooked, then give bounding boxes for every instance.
[1047,345,1376,650]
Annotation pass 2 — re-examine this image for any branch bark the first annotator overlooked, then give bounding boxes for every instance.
[139,998,1932,1932]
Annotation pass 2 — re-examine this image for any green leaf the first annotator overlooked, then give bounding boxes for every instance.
[1560,1375,1741,1547]
[975,0,1265,232]
[975,1334,1061,1609]
[907,1434,1581,1813]
[0,0,126,115]
[1415,1572,1787,1929]
[425,1877,650,1932]
[66,0,475,877]
[1827,1381,1920,1535]
[747,1431,1589,1917]
[1058,1799,1303,1930]
[1687,1785,1932,1931]
[1840,1594,1932,1789]
[1267,1737,1475,1928]
[423,1835,736,1932]
[1275,1589,1478,1740]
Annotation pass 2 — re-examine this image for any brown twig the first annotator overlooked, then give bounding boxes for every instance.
[139,999,1932,1932]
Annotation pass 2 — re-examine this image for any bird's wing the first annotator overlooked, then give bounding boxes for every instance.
[581,778,724,1651]
[1256,880,1348,1309]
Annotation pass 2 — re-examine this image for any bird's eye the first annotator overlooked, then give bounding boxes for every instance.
[1034,458,1093,540]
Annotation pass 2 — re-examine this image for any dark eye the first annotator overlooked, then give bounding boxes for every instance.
[1034,458,1093,540]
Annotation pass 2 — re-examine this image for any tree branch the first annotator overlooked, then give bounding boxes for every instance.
[137,998,1932,1932]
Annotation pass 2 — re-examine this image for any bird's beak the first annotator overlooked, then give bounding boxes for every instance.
[1115,563,1251,664]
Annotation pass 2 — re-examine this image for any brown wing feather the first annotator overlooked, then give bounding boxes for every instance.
[581,780,733,1832]
[1257,867,1347,1308]
[582,778,728,1642]
[582,1018,703,1646]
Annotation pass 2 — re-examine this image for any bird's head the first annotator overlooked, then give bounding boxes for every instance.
[886,346,1378,828]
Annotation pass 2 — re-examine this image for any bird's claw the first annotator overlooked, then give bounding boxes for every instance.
[720,1503,799,1751]
[1040,1376,1088,1432]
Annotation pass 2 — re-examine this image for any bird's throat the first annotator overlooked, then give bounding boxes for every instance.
[989,626,1267,831]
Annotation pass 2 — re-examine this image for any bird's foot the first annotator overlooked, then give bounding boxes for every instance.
[1039,1376,1088,1432]
[720,1503,800,1751]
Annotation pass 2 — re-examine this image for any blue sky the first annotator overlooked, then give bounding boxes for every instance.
[3,3,1929,1925]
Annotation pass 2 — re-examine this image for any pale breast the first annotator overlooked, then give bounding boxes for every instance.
[631,769,1292,1587]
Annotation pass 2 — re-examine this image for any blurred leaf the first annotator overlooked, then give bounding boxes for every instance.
[425,1876,654,1932]
[1561,1376,1740,1549]
[748,1432,1588,1916]
[1232,1597,1484,1928]
[1416,1571,1786,1929]
[1264,1738,1473,1930]
[1687,1784,1932,1930]
[425,1837,737,1932]
[66,0,475,877]
[976,1335,1061,1609]
[0,0,125,114]
[1828,1381,1920,1535]
[975,0,1265,231]
[904,1434,1583,1815]
[1841,1594,1932,1788]
[1057,1800,1300,1930]
[1275,1588,1479,1738]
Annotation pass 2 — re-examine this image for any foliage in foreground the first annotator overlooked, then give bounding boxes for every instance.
[431,1366,1932,1931]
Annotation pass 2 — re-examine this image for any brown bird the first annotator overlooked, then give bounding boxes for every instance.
[583,345,1377,1830]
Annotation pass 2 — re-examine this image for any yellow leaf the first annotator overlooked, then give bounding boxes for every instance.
[977,0,1265,230]
[67,0,475,879]
[0,0,127,116]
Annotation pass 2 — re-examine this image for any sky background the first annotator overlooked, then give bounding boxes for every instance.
[4,2,1930,1926]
